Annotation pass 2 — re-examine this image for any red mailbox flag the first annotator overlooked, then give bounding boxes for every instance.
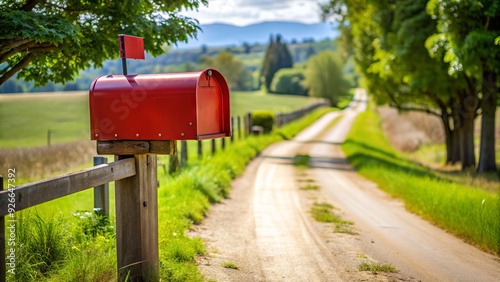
[119,34,145,60]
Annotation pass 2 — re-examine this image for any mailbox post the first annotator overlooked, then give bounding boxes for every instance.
[89,67,231,281]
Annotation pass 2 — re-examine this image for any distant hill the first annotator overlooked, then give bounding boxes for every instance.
[177,21,338,49]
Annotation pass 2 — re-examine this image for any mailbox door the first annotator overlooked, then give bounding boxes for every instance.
[195,69,230,139]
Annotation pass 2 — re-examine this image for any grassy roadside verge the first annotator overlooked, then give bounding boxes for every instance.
[342,110,500,255]
[156,107,334,281]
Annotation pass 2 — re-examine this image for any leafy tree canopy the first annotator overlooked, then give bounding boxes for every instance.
[199,51,244,90]
[304,50,350,106]
[270,67,307,96]
[260,34,294,92]
[0,0,207,86]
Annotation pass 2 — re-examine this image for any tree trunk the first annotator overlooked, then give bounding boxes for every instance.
[450,127,461,164]
[440,112,455,165]
[169,141,179,174]
[459,116,476,170]
[439,100,461,165]
[458,91,477,170]
[450,103,462,164]
[477,71,498,172]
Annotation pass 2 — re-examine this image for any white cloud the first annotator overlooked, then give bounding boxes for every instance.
[180,0,326,26]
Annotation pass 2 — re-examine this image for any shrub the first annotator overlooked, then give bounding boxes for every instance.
[252,110,275,133]
[270,68,307,95]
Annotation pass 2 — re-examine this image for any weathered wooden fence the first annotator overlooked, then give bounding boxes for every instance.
[0,155,157,281]
[275,100,330,128]
[172,101,330,169]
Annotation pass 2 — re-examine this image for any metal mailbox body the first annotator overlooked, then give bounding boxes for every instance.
[89,68,231,141]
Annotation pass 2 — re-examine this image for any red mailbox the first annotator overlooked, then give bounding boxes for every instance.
[89,68,231,141]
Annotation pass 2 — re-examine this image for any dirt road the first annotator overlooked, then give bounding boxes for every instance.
[191,89,500,281]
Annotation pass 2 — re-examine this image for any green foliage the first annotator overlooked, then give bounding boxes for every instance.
[50,234,116,282]
[342,110,500,254]
[260,34,294,91]
[252,110,276,133]
[12,213,70,281]
[10,209,117,281]
[323,0,499,171]
[198,52,252,90]
[270,68,307,95]
[304,50,351,106]
[71,210,115,240]
[0,0,207,86]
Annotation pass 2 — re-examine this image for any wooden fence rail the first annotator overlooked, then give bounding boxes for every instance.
[0,158,136,217]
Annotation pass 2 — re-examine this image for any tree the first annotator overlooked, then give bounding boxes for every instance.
[260,34,294,92]
[270,68,307,96]
[321,0,491,170]
[367,0,465,166]
[242,42,251,54]
[304,50,350,106]
[426,0,499,172]
[199,52,247,90]
[0,0,206,86]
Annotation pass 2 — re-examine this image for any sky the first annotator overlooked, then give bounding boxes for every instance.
[180,0,327,26]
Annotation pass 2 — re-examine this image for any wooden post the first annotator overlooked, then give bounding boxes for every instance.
[243,115,248,138]
[93,156,109,216]
[115,154,158,282]
[247,112,252,137]
[47,129,52,146]
[0,175,5,282]
[237,116,241,140]
[180,140,188,167]
[211,139,216,155]
[221,138,226,151]
[197,141,203,160]
[230,117,234,143]
[169,141,179,174]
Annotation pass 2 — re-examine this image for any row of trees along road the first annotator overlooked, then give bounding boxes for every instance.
[322,0,499,172]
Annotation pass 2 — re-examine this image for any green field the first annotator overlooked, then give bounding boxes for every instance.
[0,90,323,148]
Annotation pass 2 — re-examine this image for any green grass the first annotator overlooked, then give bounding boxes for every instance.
[293,154,311,168]
[10,210,116,281]
[342,110,500,255]
[311,202,339,222]
[358,262,397,273]
[221,262,239,270]
[299,184,320,190]
[0,91,323,149]
[310,202,356,234]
